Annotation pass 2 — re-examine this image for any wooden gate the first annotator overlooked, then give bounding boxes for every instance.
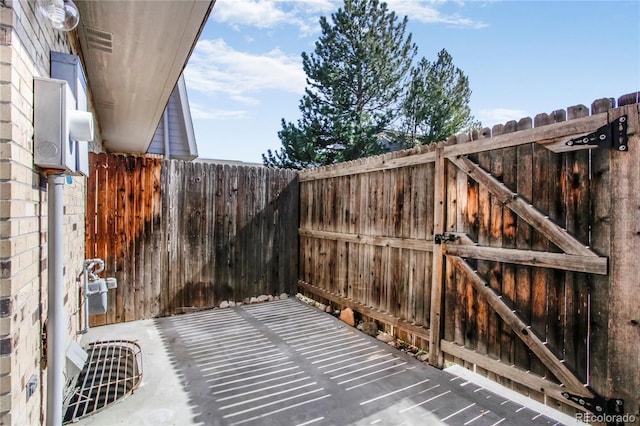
[298,98,639,415]
[430,113,611,401]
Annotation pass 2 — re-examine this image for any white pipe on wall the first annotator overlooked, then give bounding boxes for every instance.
[46,173,65,426]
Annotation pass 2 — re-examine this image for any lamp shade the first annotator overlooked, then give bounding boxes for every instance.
[38,0,80,31]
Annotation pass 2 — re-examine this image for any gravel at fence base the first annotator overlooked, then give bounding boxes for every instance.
[218,293,290,309]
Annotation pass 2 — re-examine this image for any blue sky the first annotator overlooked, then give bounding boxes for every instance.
[184,0,640,163]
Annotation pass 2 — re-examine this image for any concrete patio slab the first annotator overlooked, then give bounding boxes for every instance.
[74,298,579,426]
[75,319,199,426]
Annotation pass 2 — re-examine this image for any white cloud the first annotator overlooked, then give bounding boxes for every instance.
[385,0,488,29]
[212,0,291,28]
[185,38,307,102]
[212,0,334,33]
[190,103,250,120]
[211,0,487,36]
[477,108,528,126]
[229,95,261,106]
[211,0,486,34]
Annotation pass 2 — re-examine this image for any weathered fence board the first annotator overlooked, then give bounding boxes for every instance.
[298,95,640,416]
[86,155,299,325]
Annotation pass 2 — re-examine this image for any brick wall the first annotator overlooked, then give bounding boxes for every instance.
[0,1,100,424]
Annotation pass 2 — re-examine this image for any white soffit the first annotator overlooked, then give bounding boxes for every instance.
[75,0,214,154]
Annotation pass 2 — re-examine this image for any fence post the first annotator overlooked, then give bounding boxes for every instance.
[601,103,640,416]
[429,144,446,367]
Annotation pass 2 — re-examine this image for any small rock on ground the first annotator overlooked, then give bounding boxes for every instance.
[376,333,395,343]
[417,353,429,362]
[361,322,378,336]
[257,295,269,302]
[280,293,288,299]
[250,297,259,304]
[228,301,236,307]
[339,308,355,327]
[219,301,230,309]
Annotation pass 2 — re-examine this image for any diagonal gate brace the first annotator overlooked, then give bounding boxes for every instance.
[448,254,627,422]
[447,255,593,398]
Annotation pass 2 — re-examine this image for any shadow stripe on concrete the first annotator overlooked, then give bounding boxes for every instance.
[156,298,568,426]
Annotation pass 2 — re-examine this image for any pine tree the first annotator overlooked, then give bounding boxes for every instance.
[401,49,477,146]
[263,0,417,168]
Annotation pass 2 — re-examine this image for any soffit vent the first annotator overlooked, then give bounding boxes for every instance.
[63,340,143,424]
[85,27,113,54]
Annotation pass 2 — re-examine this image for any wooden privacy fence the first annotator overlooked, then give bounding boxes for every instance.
[298,96,639,416]
[85,154,299,326]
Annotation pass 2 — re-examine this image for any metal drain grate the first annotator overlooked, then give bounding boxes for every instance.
[63,340,143,424]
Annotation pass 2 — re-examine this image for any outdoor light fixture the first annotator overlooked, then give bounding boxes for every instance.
[38,0,80,31]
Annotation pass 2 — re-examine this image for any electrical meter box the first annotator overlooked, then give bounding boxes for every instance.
[33,78,78,171]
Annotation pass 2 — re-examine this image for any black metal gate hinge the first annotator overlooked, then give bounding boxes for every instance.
[566,115,628,151]
[562,391,627,425]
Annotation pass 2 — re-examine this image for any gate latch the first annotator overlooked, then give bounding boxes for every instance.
[434,233,457,244]
[562,392,625,424]
[566,115,628,151]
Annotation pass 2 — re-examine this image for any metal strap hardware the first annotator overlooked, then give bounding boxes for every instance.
[566,115,628,151]
[434,233,457,244]
[562,392,625,425]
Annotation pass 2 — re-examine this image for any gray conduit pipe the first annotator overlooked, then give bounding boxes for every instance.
[80,261,92,335]
[163,110,170,159]
[80,258,104,334]
[46,173,65,426]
